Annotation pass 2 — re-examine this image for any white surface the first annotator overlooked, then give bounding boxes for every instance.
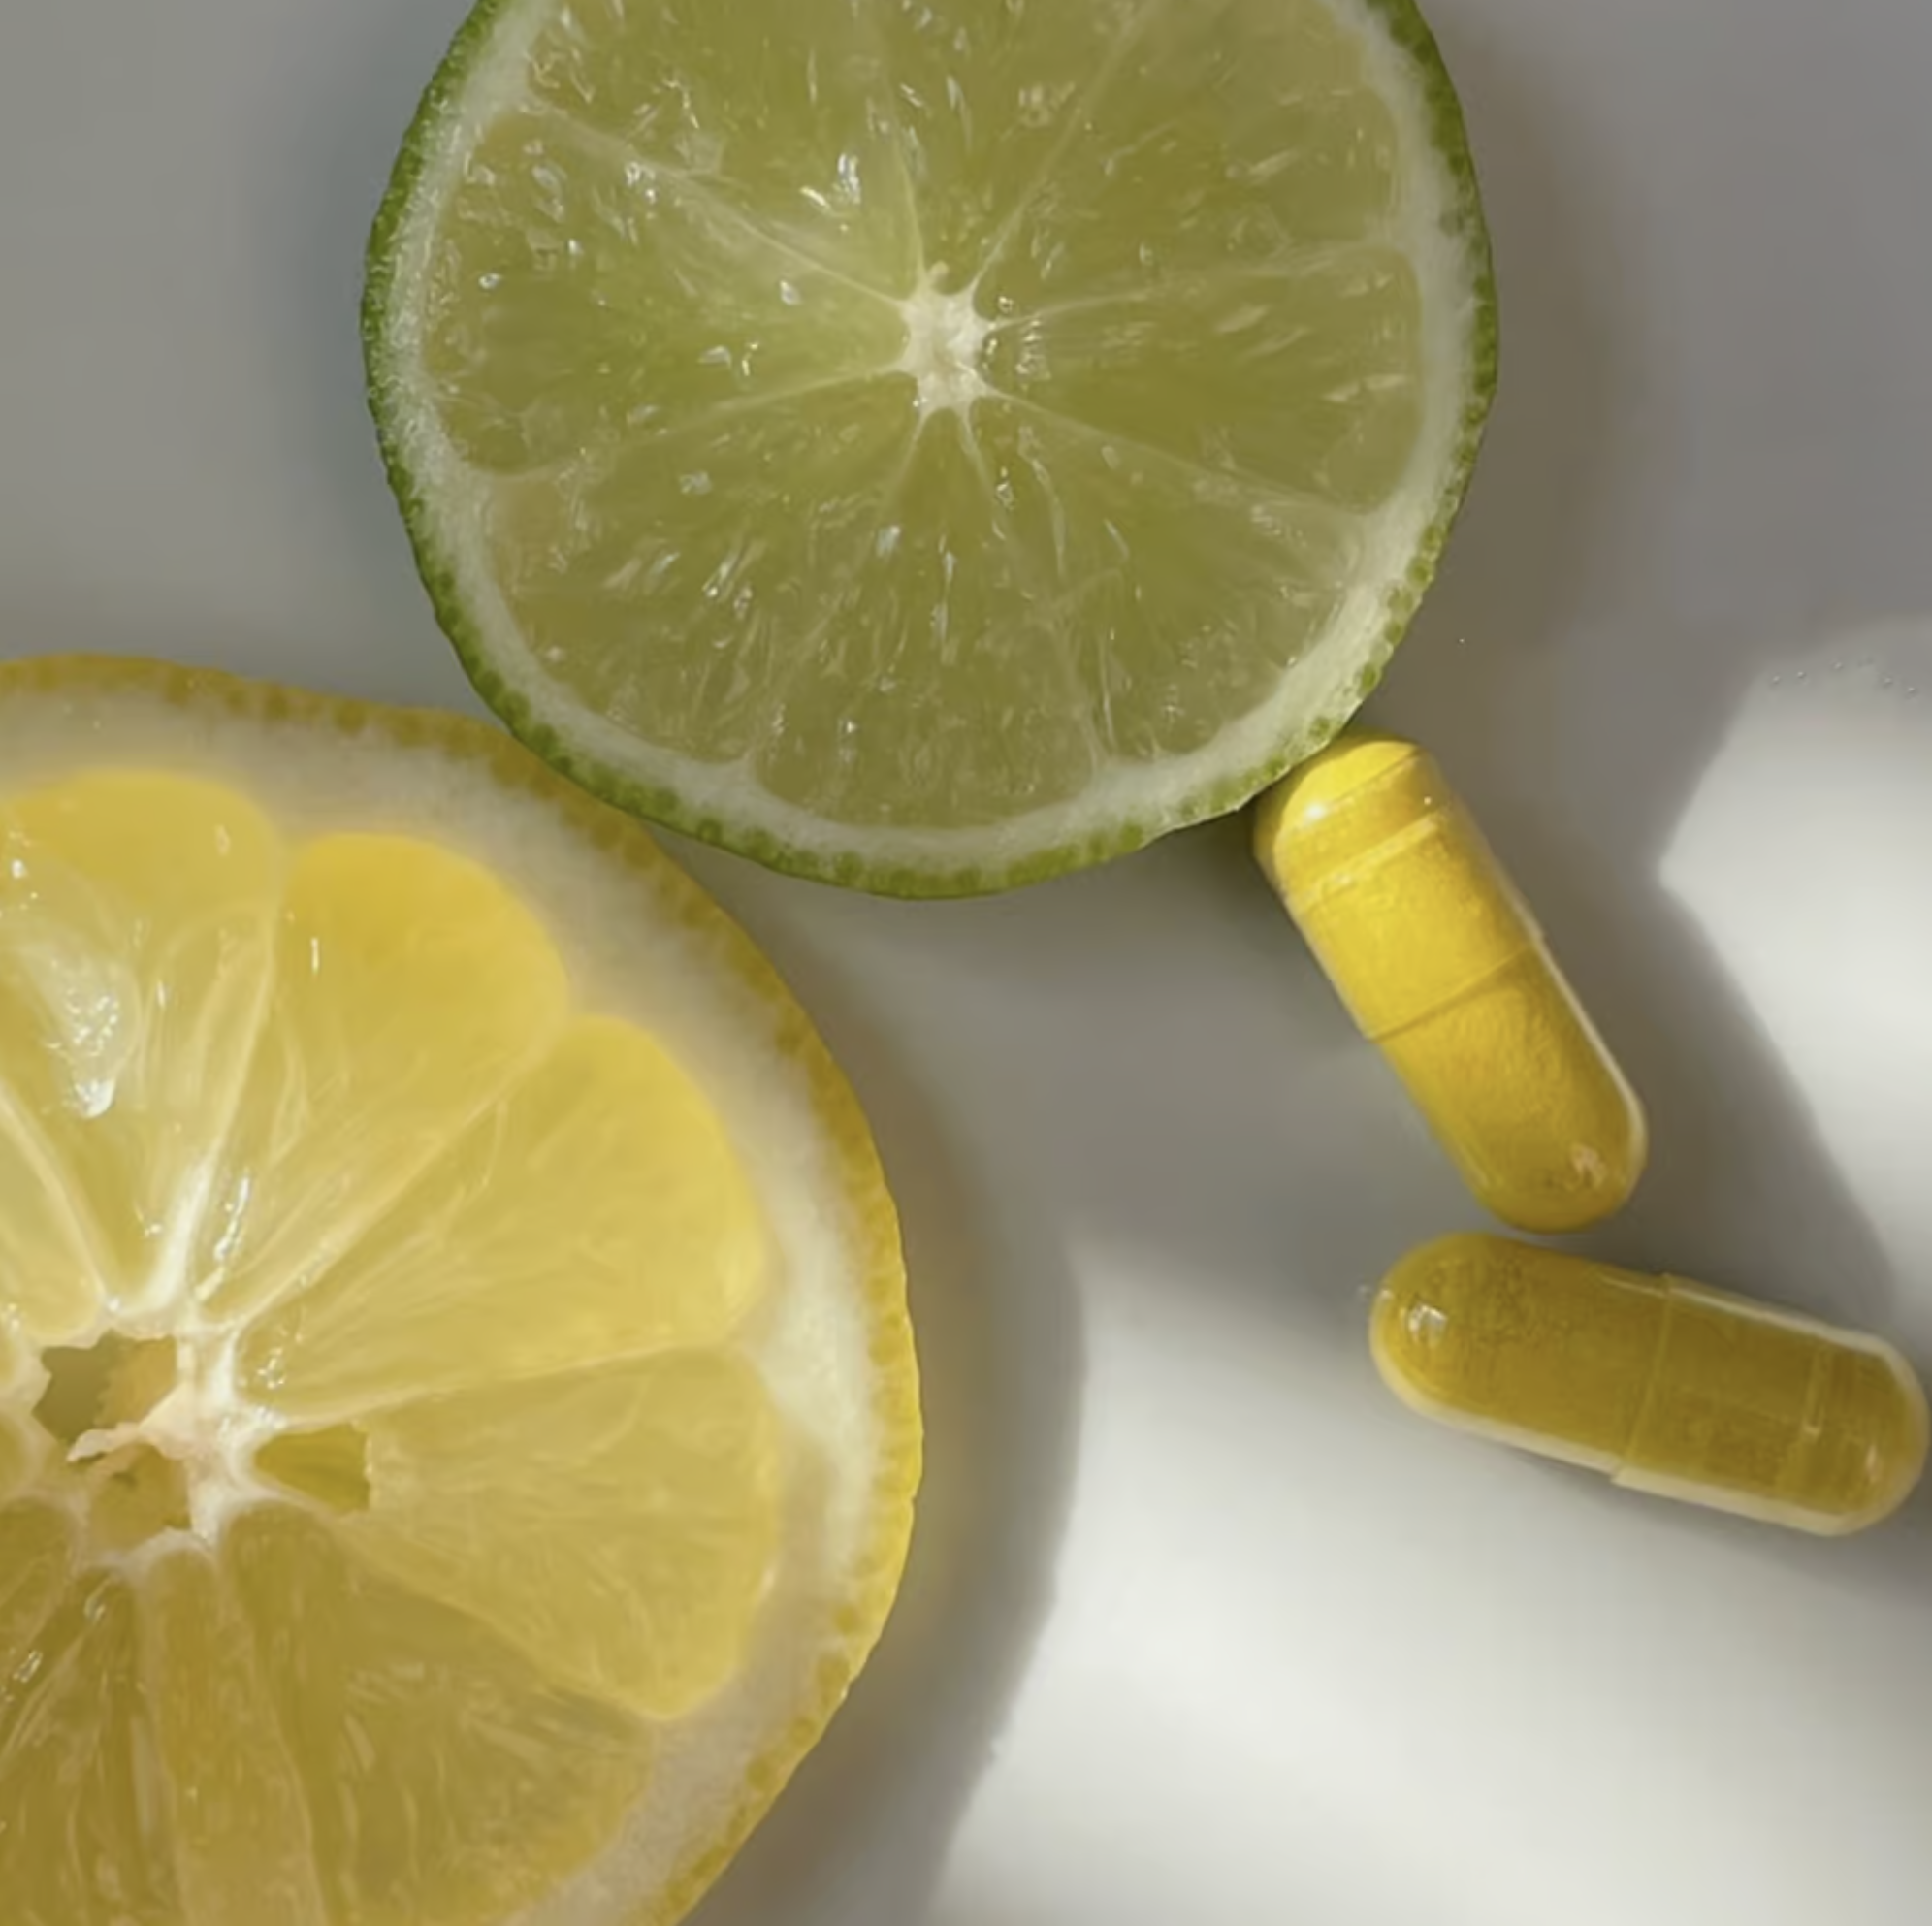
[3,2,1931,1922]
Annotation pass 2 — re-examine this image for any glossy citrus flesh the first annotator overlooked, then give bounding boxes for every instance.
[0,657,918,1926]
[367,0,1495,891]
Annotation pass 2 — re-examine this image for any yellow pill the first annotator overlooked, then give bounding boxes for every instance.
[1254,733,1646,1233]
[1373,1234,1929,1534]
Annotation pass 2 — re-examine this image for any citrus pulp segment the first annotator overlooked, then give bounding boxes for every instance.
[0,657,918,1926]
[366,0,1496,893]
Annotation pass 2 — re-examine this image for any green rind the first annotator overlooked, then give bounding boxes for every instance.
[364,0,1498,901]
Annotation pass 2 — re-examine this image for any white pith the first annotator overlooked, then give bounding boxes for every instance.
[894,271,994,417]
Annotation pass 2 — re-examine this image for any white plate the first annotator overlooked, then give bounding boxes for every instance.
[3,3,1930,1922]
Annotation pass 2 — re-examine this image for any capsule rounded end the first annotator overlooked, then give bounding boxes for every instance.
[1471,1090,1650,1236]
[1262,732,1424,827]
[1251,733,1432,902]
[1798,1338,1930,1536]
[1368,1232,1510,1419]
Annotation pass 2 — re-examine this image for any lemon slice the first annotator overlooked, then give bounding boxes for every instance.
[0,657,918,1926]
[365,0,1496,895]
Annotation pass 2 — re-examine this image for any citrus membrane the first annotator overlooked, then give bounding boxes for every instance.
[0,657,918,1926]
[365,0,1497,894]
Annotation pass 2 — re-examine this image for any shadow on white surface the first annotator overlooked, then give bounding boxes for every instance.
[0,0,494,705]
[262,0,488,706]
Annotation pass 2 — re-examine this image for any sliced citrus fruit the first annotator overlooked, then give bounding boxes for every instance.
[0,657,918,1926]
[365,0,1496,895]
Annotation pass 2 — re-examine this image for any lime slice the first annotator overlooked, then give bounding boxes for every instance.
[0,657,918,1926]
[366,0,1496,895]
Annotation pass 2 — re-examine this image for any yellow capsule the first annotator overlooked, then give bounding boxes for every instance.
[1373,1233,1929,1534]
[1253,733,1646,1233]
